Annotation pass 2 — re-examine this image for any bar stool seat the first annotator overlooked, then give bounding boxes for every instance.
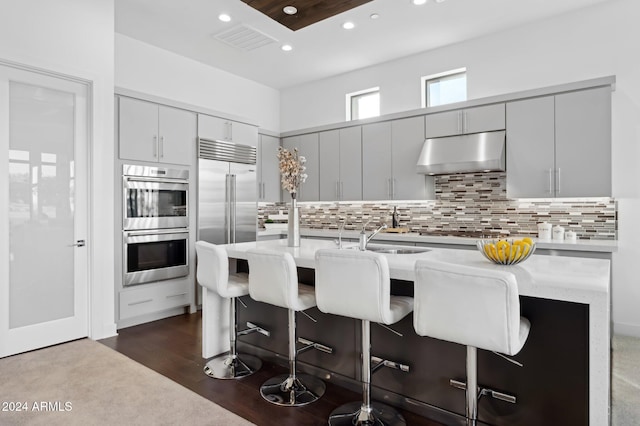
[315,248,413,426]
[247,248,332,407]
[414,258,531,426]
[195,241,265,379]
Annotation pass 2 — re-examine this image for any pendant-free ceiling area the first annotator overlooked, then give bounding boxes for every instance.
[241,0,373,31]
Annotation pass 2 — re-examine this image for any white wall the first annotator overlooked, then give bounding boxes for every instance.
[281,0,640,336]
[115,34,280,132]
[0,0,116,339]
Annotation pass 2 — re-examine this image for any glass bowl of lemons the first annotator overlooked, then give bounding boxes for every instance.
[477,237,536,265]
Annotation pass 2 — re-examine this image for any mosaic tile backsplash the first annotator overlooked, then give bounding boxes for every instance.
[260,172,617,240]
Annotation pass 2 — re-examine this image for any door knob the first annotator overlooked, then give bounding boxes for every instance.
[69,239,86,247]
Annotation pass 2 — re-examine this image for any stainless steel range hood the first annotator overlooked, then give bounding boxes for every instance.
[416,130,506,175]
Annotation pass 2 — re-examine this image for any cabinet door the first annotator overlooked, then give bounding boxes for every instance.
[258,134,281,202]
[282,133,319,202]
[158,106,196,166]
[391,116,430,200]
[425,110,460,138]
[506,96,555,198]
[319,130,340,201]
[555,87,611,197]
[198,114,227,141]
[464,103,505,134]
[362,122,392,200]
[229,121,258,146]
[119,97,159,162]
[339,126,362,201]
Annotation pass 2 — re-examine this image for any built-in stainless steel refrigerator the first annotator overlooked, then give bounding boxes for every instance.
[197,138,257,246]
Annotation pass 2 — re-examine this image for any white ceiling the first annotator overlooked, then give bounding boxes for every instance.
[115,0,608,90]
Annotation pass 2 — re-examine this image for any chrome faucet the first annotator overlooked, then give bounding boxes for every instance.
[359,221,388,251]
[335,217,346,249]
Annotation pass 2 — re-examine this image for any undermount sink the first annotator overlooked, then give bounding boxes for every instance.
[366,246,430,255]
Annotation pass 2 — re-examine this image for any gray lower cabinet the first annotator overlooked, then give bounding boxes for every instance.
[363,117,432,200]
[425,103,505,138]
[506,86,611,198]
[319,127,362,201]
[257,134,280,202]
[282,133,319,202]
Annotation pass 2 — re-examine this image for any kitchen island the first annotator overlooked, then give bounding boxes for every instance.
[203,238,611,425]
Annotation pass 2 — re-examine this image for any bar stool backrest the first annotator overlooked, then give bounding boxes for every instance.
[195,241,231,297]
[247,248,300,310]
[315,249,394,324]
[414,258,522,355]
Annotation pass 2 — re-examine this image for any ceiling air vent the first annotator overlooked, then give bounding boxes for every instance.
[212,24,277,51]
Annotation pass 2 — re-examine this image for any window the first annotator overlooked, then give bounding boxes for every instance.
[346,87,380,121]
[421,68,467,108]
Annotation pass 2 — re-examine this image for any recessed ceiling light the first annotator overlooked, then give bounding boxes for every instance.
[370,13,380,19]
[218,13,231,22]
[281,44,293,51]
[412,0,428,4]
[283,6,297,15]
[435,0,446,2]
[342,21,355,30]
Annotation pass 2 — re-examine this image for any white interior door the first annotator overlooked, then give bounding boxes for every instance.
[0,64,89,358]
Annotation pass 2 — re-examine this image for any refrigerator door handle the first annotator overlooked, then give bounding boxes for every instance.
[230,174,237,243]
[225,174,231,244]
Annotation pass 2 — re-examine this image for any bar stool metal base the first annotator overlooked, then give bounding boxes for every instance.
[203,352,262,380]
[260,373,326,407]
[328,401,406,426]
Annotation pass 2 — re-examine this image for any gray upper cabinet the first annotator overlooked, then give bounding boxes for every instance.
[425,103,505,138]
[506,87,611,198]
[257,134,281,202]
[555,87,611,197]
[362,122,393,200]
[363,117,431,200]
[198,114,258,146]
[282,133,319,202]
[391,116,432,200]
[506,96,556,198]
[119,97,196,166]
[319,127,362,201]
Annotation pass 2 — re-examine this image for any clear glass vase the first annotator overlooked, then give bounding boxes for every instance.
[288,197,300,247]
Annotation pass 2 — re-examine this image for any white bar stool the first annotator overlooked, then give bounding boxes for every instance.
[315,248,414,426]
[413,258,531,426]
[195,241,268,379]
[247,248,332,407]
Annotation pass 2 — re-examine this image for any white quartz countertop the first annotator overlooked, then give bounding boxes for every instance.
[291,229,618,253]
[224,238,611,304]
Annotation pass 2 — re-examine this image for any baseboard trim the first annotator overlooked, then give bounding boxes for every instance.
[613,321,640,338]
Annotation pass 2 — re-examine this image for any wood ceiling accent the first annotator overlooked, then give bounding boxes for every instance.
[241,0,373,31]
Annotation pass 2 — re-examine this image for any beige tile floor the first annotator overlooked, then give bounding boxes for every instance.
[612,334,640,425]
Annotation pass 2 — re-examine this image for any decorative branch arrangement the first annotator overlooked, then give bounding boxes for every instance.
[278,146,307,199]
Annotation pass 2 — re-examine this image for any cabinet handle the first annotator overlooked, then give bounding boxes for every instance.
[341,182,344,200]
[259,182,263,199]
[463,111,468,133]
[387,178,391,199]
[153,135,158,157]
[391,178,396,199]
[159,136,164,158]
[457,111,462,134]
[128,298,152,306]
[166,292,187,299]
[556,168,561,195]
[336,181,340,200]
[548,168,553,195]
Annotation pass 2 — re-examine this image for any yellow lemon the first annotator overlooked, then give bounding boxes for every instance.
[522,237,533,245]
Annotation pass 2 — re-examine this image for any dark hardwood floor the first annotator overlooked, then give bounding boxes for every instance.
[99,312,444,426]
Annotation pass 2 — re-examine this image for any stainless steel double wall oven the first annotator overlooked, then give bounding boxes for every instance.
[122,164,190,286]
